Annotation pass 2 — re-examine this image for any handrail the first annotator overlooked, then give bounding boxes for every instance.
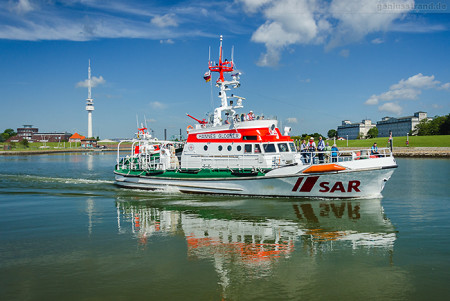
[116,143,392,172]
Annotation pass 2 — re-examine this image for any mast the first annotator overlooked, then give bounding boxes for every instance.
[209,35,234,83]
[206,35,242,126]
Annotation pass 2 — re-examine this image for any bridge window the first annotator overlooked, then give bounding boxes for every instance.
[254,144,261,153]
[263,144,276,153]
[244,144,252,153]
[278,143,289,152]
[243,136,258,140]
[289,142,296,152]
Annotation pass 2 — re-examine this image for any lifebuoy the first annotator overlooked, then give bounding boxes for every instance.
[186,125,194,133]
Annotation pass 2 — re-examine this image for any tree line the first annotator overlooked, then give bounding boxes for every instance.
[414,113,450,136]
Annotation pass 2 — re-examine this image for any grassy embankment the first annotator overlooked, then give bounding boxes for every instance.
[0,141,125,152]
[1,136,449,152]
[333,135,450,148]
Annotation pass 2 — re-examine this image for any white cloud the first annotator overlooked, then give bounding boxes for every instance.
[0,1,211,41]
[371,38,384,44]
[439,82,450,90]
[76,76,106,88]
[286,117,298,124]
[365,73,446,105]
[327,0,413,49]
[378,102,402,115]
[339,49,349,57]
[11,0,34,14]
[160,39,175,44]
[239,0,272,13]
[240,0,414,66]
[151,14,178,28]
[390,73,440,90]
[150,101,167,109]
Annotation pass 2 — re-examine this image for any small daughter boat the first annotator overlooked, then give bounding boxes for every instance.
[114,36,397,198]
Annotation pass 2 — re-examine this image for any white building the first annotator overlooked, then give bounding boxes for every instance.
[376,111,429,137]
[337,119,375,140]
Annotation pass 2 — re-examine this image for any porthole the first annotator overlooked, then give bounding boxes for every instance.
[227,145,232,151]
[237,145,242,151]
[218,145,223,151]
[204,145,208,151]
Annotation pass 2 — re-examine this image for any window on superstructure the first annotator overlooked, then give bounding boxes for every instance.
[227,145,232,151]
[243,136,258,140]
[289,142,296,152]
[263,144,276,153]
[254,144,261,153]
[278,143,289,152]
[244,144,252,153]
[237,145,242,151]
[218,145,223,151]
[204,145,208,151]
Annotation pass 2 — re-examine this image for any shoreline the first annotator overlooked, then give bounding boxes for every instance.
[0,147,449,157]
[339,147,450,158]
[0,148,128,156]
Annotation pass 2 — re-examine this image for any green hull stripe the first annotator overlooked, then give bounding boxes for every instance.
[114,168,268,179]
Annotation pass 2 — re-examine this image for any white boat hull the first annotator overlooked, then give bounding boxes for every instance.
[115,165,396,199]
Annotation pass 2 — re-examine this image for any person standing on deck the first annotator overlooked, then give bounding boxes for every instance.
[324,142,332,163]
[300,139,307,163]
[308,137,316,164]
[317,136,325,163]
[331,144,339,162]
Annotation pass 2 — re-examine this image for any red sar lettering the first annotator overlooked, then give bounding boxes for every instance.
[319,181,360,193]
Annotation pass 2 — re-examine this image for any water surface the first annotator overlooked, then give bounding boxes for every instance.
[0,153,449,300]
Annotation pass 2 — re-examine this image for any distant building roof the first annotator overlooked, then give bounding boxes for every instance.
[70,133,85,140]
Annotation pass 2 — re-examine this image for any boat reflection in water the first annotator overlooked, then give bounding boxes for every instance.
[115,196,398,298]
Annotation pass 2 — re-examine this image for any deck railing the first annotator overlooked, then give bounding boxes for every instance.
[298,147,392,165]
[116,143,392,172]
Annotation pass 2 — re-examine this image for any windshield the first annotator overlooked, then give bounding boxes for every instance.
[289,142,296,152]
[278,143,289,152]
[263,144,276,153]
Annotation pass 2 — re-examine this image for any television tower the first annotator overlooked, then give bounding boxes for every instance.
[86,60,94,138]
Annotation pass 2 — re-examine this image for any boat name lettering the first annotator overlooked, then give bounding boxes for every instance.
[292,176,361,193]
[197,133,242,139]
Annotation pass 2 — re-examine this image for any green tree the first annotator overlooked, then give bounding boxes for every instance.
[4,128,16,137]
[366,127,379,139]
[415,116,446,136]
[19,139,29,148]
[0,128,17,142]
[327,129,337,139]
[440,114,450,135]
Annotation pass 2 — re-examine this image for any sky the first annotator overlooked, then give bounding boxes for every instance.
[0,0,449,139]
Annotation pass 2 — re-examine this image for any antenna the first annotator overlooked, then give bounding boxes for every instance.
[231,46,234,63]
[219,35,223,62]
[136,114,139,129]
[88,59,92,99]
[208,46,211,64]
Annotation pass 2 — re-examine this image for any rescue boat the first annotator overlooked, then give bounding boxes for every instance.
[114,36,397,198]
